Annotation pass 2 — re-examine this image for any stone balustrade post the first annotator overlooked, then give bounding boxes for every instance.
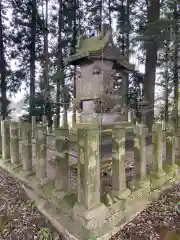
[72,106,76,127]
[52,115,57,133]
[112,125,130,198]
[1,120,10,162]
[134,124,150,188]
[22,122,32,173]
[31,116,36,138]
[0,117,2,156]
[10,121,20,166]
[42,115,49,134]
[47,126,52,134]
[76,123,101,210]
[53,127,69,196]
[178,118,180,164]
[165,126,178,177]
[152,123,164,174]
[151,123,166,186]
[128,110,135,124]
[36,125,47,182]
[42,115,47,125]
[77,113,81,124]
[18,118,23,139]
[166,128,176,165]
[128,110,131,122]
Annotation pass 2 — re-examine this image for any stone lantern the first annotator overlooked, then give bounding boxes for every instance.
[139,100,149,124]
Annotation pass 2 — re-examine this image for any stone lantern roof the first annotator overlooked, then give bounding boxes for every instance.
[64,24,134,71]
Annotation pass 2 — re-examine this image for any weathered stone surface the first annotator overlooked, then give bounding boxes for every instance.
[52,115,57,133]
[73,203,107,230]
[112,126,130,198]
[76,123,101,210]
[22,122,32,172]
[152,123,165,176]
[54,127,69,194]
[42,115,47,125]
[36,125,47,180]
[1,120,10,162]
[164,128,178,179]
[105,200,124,220]
[134,124,150,188]
[177,134,180,164]
[166,129,176,165]
[18,118,23,138]
[31,116,36,138]
[0,116,2,155]
[151,123,166,188]
[10,121,20,165]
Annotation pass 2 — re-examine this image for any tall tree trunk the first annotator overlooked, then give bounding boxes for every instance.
[72,0,77,125]
[124,0,130,120]
[119,0,130,120]
[56,0,64,127]
[143,0,160,131]
[98,0,103,32]
[0,1,7,120]
[108,0,112,26]
[121,0,125,55]
[164,41,170,129]
[173,1,179,130]
[43,0,51,126]
[29,0,37,121]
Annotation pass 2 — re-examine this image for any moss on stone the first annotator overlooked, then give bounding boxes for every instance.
[64,33,110,65]
[63,194,77,207]
[41,181,54,197]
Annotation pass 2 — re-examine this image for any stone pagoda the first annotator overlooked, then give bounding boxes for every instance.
[64,24,134,124]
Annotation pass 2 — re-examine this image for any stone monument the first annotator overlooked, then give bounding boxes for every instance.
[64,24,134,124]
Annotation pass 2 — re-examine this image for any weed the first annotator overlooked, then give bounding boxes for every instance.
[88,236,97,240]
[38,227,53,240]
[26,199,36,210]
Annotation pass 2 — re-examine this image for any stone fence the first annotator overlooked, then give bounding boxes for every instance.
[0,118,179,240]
